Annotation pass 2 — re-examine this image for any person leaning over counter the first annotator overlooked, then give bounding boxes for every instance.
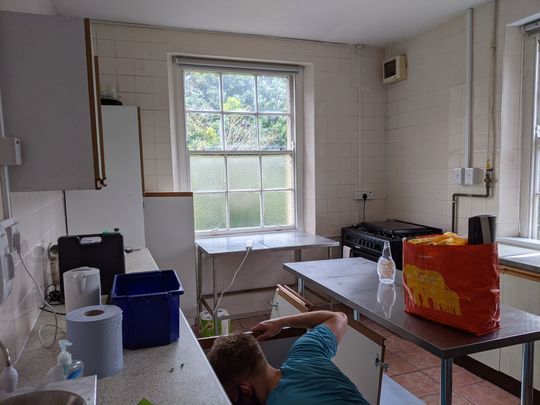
[207,310,369,405]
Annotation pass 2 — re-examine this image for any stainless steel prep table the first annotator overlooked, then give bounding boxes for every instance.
[195,231,339,333]
[284,257,540,405]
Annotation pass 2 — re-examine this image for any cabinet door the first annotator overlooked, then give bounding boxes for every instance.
[499,271,540,389]
[270,285,385,405]
[0,12,103,191]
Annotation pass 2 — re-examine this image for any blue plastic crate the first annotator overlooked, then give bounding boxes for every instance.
[111,270,184,349]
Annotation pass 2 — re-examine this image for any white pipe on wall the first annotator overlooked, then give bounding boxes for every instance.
[464,8,473,168]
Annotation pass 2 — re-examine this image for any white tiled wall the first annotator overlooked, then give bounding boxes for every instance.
[92,22,387,237]
[384,2,511,234]
[383,0,540,236]
[0,192,65,362]
[0,0,66,370]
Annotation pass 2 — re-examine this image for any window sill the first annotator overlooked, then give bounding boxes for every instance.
[498,237,540,251]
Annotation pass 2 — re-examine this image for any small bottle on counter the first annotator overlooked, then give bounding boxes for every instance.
[47,340,84,382]
[377,241,396,284]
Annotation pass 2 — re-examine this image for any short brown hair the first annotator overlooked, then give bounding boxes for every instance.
[207,333,267,386]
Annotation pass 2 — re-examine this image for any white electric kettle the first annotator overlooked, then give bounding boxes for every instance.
[63,267,101,313]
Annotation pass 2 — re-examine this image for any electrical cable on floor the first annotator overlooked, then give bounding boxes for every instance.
[17,251,65,348]
[213,249,250,317]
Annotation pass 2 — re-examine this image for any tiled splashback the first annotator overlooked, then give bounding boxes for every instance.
[0,191,65,363]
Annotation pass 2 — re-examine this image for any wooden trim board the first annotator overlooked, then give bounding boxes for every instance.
[144,192,193,197]
[499,265,540,282]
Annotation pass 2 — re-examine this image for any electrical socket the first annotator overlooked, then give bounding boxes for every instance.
[354,191,374,200]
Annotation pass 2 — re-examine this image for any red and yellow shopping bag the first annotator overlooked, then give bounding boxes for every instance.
[402,241,500,336]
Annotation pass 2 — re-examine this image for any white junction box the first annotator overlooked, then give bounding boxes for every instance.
[0,137,22,166]
[464,167,482,185]
[452,168,464,185]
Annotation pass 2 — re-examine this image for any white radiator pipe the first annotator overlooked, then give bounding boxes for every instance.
[464,8,473,168]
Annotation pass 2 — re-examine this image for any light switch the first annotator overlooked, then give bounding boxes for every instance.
[452,168,464,185]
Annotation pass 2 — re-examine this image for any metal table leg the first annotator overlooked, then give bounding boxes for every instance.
[353,310,360,321]
[297,278,304,296]
[521,341,534,405]
[196,248,203,317]
[327,247,331,259]
[441,358,453,405]
[212,256,219,336]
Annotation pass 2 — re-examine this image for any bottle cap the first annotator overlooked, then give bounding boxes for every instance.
[382,240,392,259]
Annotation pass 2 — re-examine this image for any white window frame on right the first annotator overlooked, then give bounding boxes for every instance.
[172,57,304,236]
[519,30,540,238]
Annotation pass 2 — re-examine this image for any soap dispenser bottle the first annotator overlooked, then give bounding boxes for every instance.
[46,340,84,382]
[377,241,396,284]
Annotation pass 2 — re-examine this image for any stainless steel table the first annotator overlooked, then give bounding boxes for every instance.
[195,231,339,333]
[283,257,540,405]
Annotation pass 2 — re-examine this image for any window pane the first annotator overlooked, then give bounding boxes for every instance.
[229,192,260,228]
[184,71,220,111]
[186,113,222,151]
[257,76,289,113]
[263,191,294,226]
[228,156,260,191]
[259,116,290,150]
[190,155,226,191]
[262,155,294,189]
[222,74,255,112]
[224,115,257,150]
[193,193,226,231]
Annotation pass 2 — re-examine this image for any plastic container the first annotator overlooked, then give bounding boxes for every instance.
[199,309,231,337]
[111,270,184,349]
[377,241,396,284]
[47,340,84,382]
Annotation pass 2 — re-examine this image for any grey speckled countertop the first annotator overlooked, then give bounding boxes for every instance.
[15,249,230,405]
[499,241,540,275]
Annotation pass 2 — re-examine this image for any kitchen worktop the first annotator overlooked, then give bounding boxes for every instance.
[498,240,540,275]
[15,248,230,405]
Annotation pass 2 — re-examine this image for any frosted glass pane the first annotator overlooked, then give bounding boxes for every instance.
[222,74,255,112]
[190,155,225,191]
[229,192,260,228]
[224,115,257,150]
[193,193,226,231]
[228,156,260,191]
[259,116,290,150]
[263,191,294,226]
[186,113,222,151]
[262,155,293,189]
[257,76,289,113]
[184,71,220,111]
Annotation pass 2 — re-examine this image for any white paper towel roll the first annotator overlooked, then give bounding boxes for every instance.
[66,305,123,379]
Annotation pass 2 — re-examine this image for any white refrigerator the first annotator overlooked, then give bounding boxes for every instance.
[65,106,145,249]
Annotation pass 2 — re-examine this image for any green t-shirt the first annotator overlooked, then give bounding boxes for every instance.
[267,325,370,405]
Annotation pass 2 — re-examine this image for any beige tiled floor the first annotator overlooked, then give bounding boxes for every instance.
[211,312,521,405]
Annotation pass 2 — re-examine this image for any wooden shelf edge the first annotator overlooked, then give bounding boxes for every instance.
[499,265,540,282]
[143,192,193,197]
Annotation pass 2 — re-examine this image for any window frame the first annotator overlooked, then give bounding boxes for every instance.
[521,34,540,238]
[172,58,304,236]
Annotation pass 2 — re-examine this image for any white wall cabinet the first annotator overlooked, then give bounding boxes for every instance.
[0,11,105,191]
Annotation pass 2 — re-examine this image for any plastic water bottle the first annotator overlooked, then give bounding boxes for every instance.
[377,241,396,284]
